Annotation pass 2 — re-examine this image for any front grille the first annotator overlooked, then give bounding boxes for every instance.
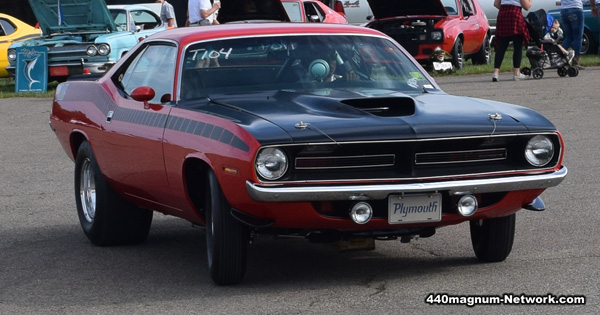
[296,154,395,169]
[269,133,561,183]
[415,149,507,165]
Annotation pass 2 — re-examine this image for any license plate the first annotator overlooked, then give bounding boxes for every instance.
[388,193,442,224]
[50,66,69,77]
[433,62,453,71]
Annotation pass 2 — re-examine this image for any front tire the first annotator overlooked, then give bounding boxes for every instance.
[74,141,152,246]
[451,37,464,70]
[205,170,249,285]
[470,214,515,262]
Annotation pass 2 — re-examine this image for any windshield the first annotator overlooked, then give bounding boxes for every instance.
[179,34,433,100]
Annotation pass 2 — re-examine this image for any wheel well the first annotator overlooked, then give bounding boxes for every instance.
[70,132,88,159]
[184,159,211,216]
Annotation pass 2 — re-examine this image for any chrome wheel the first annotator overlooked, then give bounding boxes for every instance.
[79,158,96,223]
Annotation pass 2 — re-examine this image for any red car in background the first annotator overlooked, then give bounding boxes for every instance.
[282,0,348,23]
[365,0,491,69]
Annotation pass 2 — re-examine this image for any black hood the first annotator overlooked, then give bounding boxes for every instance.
[203,89,555,145]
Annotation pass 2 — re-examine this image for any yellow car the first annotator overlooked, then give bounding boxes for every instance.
[0,13,40,78]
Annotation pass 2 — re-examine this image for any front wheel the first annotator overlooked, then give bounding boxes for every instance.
[567,66,579,77]
[205,170,249,285]
[451,37,464,70]
[470,214,515,262]
[74,141,152,246]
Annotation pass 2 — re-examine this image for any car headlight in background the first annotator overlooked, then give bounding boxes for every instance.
[7,48,16,62]
[86,45,98,56]
[255,148,288,180]
[97,44,110,56]
[525,135,554,167]
[431,31,443,41]
[86,44,110,57]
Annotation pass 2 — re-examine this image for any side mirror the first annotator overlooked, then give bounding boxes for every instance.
[309,15,320,22]
[131,86,155,109]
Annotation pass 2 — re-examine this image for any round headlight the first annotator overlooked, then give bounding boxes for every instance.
[86,45,98,56]
[256,148,288,180]
[7,49,17,62]
[97,44,110,56]
[525,135,554,167]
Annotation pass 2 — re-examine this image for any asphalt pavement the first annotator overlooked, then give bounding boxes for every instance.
[1,67,599,314]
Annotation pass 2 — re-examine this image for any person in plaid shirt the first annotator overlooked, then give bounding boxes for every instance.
[491,0,532,81]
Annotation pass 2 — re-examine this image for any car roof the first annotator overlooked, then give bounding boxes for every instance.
[144,22,384,44]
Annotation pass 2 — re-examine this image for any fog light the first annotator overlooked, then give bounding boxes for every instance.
[350,202,373,224]
[457,195,478,217]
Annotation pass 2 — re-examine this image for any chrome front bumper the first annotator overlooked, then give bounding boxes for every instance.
[246,167,567,202]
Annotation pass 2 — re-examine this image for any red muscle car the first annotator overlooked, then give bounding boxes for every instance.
[50,22,566,285]
[365,0,491,69]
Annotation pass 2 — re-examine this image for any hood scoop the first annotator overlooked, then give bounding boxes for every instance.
[341,97,415,117]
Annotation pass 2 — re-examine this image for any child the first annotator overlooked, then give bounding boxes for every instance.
[544,19,574,61]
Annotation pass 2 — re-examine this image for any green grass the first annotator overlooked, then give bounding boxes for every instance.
[0,77,57,98]
[1,50,597,97]
[432,48,599,77]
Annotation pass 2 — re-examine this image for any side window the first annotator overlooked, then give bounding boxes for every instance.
[119,44,177,104]
[304,3,324,22]
[0,18,17,36]
[111,10,130,31]
[461,0,474,16]
[131,10,161,29]
[440,0,459,15]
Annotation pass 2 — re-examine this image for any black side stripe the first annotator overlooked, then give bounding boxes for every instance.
[111,107,249,152]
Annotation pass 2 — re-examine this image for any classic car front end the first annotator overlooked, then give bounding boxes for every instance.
[50,23,565,285]
[365,0,491,69]
[6,0,165,81]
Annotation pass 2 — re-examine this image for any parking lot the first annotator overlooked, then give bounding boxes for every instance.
[1,68,599,313]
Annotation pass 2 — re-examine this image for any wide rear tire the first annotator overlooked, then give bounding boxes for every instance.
[205,170,249,285]
[74,141,153,246]
[470,214,515,262]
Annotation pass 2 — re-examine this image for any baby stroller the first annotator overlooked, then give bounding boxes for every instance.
[521,9,579,79]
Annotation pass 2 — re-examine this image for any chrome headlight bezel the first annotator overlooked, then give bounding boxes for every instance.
[525,135,555,167]
[255,147,288,181]
[7,48,17,62]
[97,44,111,56]
[86,45,98,56]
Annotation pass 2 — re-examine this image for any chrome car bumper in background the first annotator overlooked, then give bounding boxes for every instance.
[246,167,567,202]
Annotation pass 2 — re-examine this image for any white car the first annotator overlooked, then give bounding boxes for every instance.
[481,0,559,32]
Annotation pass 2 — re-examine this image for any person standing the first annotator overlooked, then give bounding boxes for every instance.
[560,0,597,69]
[491,0,531,82]
[155,0,177,28]
[188,0,221,26]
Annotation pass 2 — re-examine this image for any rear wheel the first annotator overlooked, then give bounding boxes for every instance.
[471,34,490,65]
[532,68,544,79]
[205,170,249,285]
[451,38,464,70]
[520,67,531,76]
[470,214,515,262]
[74,141,152,246]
